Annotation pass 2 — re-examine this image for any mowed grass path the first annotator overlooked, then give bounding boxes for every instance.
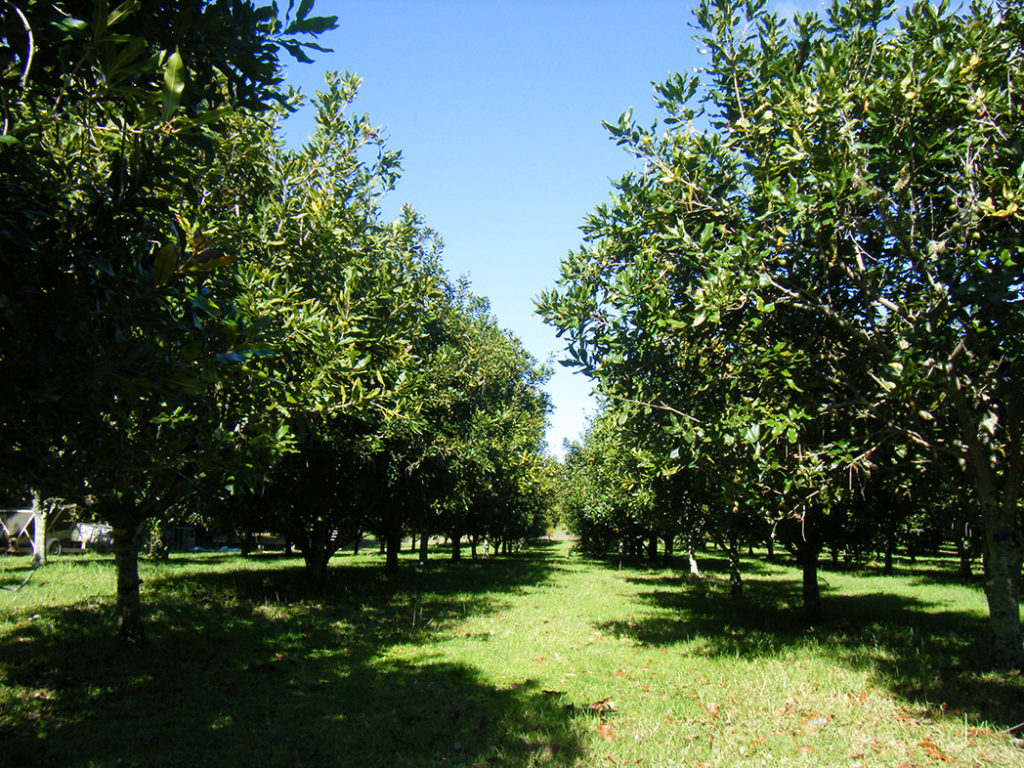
[1,540,1022,767]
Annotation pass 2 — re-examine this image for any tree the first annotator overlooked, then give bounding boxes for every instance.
[541,0,1024,666]
[0,0,336,642]
[230,73,451,584]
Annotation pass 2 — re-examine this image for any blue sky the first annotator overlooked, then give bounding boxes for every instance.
[280,1,812,457]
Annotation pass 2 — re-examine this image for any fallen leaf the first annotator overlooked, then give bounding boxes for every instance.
[596,723,614,741]
[590,697,617,714]
[706,702,721,716]
[795,745,816,755]
[919,741,950,762]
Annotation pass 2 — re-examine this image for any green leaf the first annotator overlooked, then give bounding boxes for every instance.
[280,41,314,64]
[284,16,337,35]
[153,243,178,286]
[107,0,141,27]
[161,51,186,120]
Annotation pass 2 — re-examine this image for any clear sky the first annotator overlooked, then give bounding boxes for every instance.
[279,1,811,457]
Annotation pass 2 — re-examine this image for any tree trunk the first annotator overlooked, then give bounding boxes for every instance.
[950,385,1023,669]
[728,516,742,597]
[688,549,700,577]
[802,549,822,623]
[662,534,674,567]
[471,535,478,559]
[451,532,462,562]
[979,489,1023,669]
[954,528,974,578]
[384,530,401,573]
[687,532,700,576]
[302,548,330,590]
[418,532,429,566]
[299,522,333,588]
[798,508,824,623]
[31,491,46,568]
[647,534,658,563]
[113,526,144,645]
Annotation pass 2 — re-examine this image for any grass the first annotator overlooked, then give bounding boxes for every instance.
[1,541,1022,767]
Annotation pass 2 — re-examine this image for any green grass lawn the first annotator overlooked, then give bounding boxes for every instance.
[1,541,1022,767]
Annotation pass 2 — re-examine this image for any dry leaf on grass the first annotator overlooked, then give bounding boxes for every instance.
[596,723,614,741]
[919,741,951,761]
[795,745,816,755]
[590,697,618,714]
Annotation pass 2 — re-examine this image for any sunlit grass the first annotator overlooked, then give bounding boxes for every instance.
[1,542,1021,766]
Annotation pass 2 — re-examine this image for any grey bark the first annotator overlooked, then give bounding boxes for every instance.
[30,491,45,569]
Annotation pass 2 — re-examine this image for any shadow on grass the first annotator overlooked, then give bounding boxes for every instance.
[597,559,1023,730]
[575,547,780,579]
[846,560,982,589]
[0,547,584,768]
[0,557,32,590]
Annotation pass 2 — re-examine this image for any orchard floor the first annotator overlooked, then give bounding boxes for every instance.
[1,540,1022,767]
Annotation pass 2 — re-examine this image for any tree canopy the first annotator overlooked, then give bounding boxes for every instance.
[540,0,1024,668]
[1,0,554,641]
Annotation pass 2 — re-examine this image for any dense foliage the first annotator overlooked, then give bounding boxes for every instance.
[540,0,1024,668]
[1,1,553,641]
